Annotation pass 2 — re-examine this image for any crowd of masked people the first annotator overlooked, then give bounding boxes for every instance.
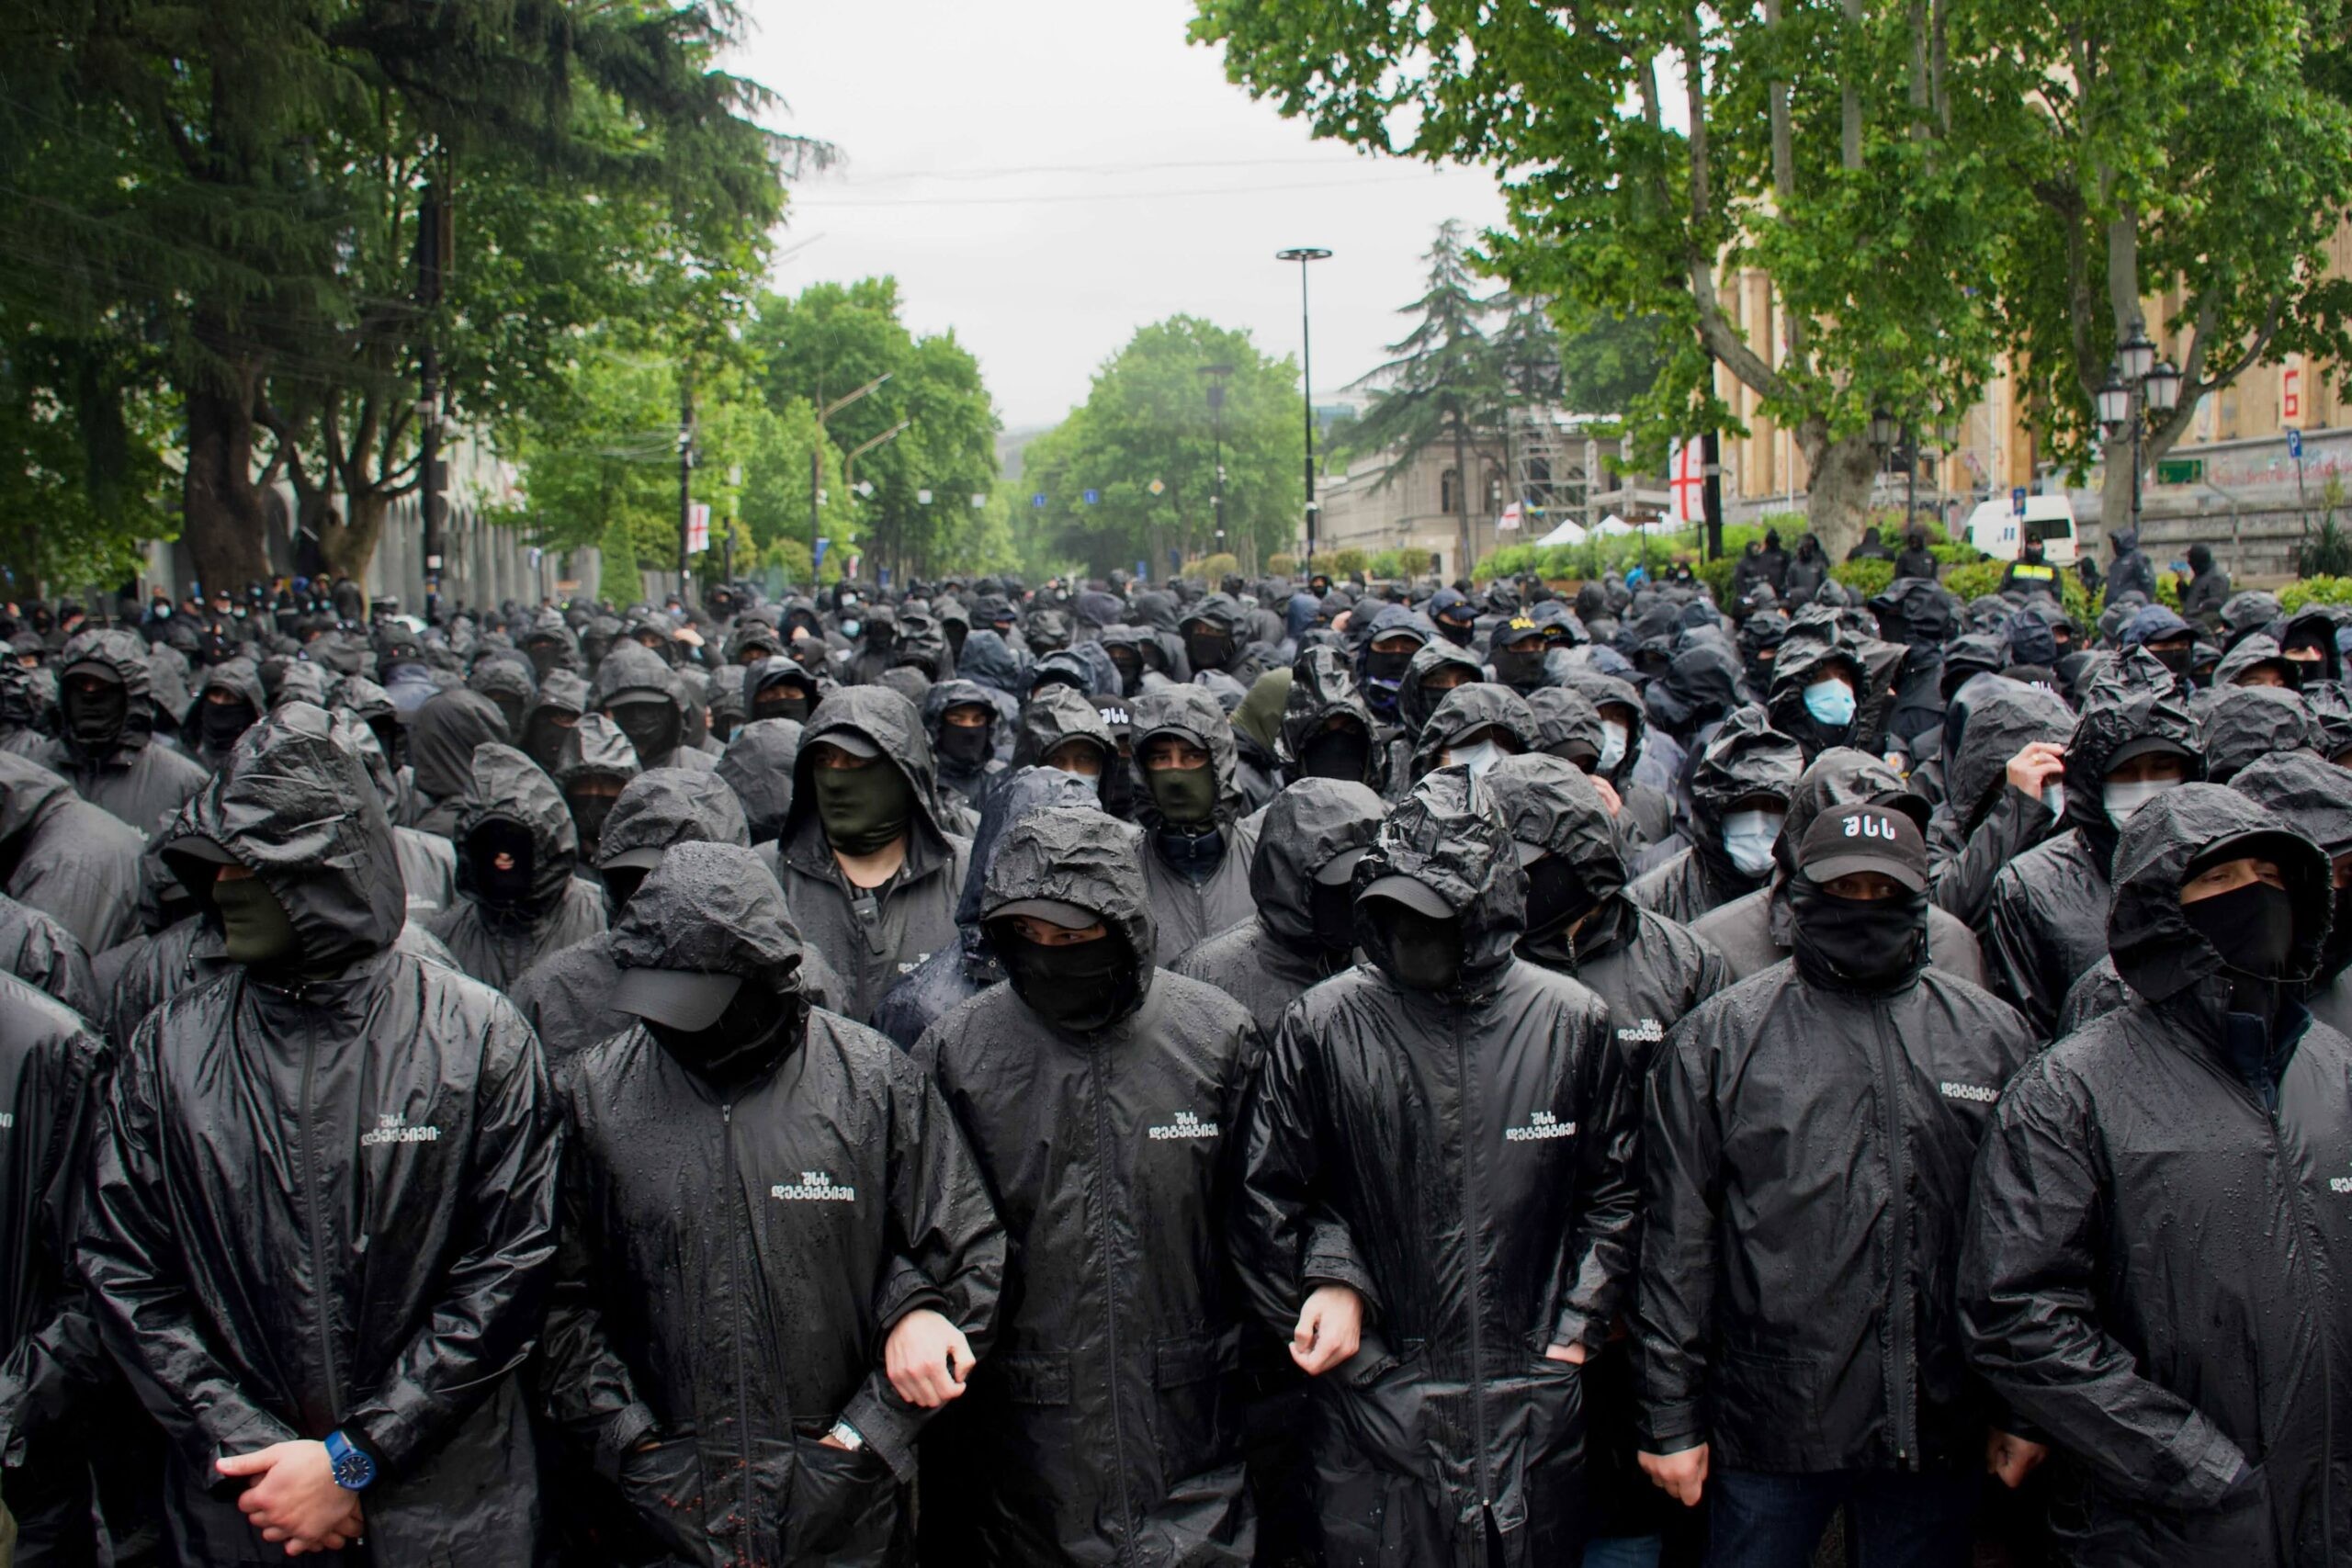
[0,538,2343,1568]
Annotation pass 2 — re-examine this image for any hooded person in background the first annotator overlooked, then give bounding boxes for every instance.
[38,627,208,834]
[915,807,1262,1566]
[593,642,716,774]
[1558,667,1679,854]
[1126,684,1260,960]
[2197,683,2315,784]
[1637,804,2039,1566]
[539,842,1005,1568]
[744,655,828,728]
[1628,710,1807,925]
[1170,777,1385,1032]
[188,657,266,773]
[2229,750,2352,1038]
[467,658,536,744]
[0,886,100,1017]
[424,743,607,991]
[845,604,902,687]
[776,688,970,1021]
[924,679,1005,818]
[716,717,800,857]
[1227,668,1290,811]
[1278,647,1384,795]
[1406,682,1538,784]
[336,711,458,921]
[1763,639,1870,761]
[1235,768,1638,1565]
[1962,786,2350,1566]
[552,713,640,864]
[515,668,589,778]
[2104,525,2158,606]
[1924,679,2075,931]
[1983,648,2204,1037]
[2178,542,2232,629]
[0,750,142,956]
[401,686,510,839]
[80,704,560,1565]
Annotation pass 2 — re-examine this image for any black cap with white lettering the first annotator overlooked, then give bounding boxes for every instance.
[1797,802,1928,893]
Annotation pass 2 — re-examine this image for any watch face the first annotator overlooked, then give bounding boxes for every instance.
[331,1449,374,1488]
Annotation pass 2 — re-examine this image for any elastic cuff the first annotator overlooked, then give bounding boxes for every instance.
[838,1387,920,1483]
[596,1403,661,1484]
[1636,1401,1704,1454]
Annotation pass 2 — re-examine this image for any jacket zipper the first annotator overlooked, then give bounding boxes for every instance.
[1455,1010,1492,1523]
[1088,1048,1138,1557]
[2265,1093,2335,1558]
[296,1023,347,1428]
[1871,1013,1916,1463]
[723,1102,757,1562]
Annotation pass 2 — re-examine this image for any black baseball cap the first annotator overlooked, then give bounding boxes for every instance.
[610,966,743,1031]
[1798,803,1928,893]
[1359,874,1453,919]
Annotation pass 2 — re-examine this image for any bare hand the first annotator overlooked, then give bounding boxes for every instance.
[219,1441,364,1553]
[1590,776,1623,817]
[1290,1284,1363,1376]
[2006,741,2067,797]
[1986,1429,2049,1489]
[1638,1443,1710,1506]
[885,1308,976,1408]
[1544,1341,1589,1365]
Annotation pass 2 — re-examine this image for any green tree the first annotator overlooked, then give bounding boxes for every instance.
[1023,317,1304,579]
[1558,311,1674,418]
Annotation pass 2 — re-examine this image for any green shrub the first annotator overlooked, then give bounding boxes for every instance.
[1267,552,1297,577]
[1367,547,1434,580]
[1694,556,1735,606]
[1324,547,1369,579]
[2281,576,2352,611]
[1940,558,2099,624]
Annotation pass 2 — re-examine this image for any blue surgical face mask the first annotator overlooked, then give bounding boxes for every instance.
[839,619,861,640]
[1599,719,1629,773]
[2103,776,2178,825]
[1449,739,1505,780]
[1803,678,1857,728]
[2044,782,2066,820]
[1722,808,1785,877]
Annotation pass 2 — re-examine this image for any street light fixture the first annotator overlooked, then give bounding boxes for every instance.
[1276,247,1331,573]
[2098,329,2184,541]
[2118,321,2157,383]
[1869,407,1900,449]
[2144,358,2184,413]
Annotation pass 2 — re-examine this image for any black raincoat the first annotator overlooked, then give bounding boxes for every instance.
[1278,648,1385,795]
[1170,778,1386,1033]
[541,842,1005,1565]
[1129,685,1260,963]
[1984,649,2204,1037]
[81,703,560,1564]
[1235,769,1638,1565]
[1962,785,2352,1565]
[594,642,718,774]
[925,677,1007,813]
[716,717,801,846]
[190,657,269,773]
[1405,682,1539,782]
[1636,861,2035,1475]
[1924,678,2072,929]
[0,750,142,955]
[424,743,608,991]
[402,686,511,839]
[1690,750,1989,986]
[1554,668,1677,852]
[0,889,99,1018]
[776,690,971,1021]
[2197,683,2315,782]
[915,807,1262,1565]
[36,628,209,834]
[1626,709,1805,925]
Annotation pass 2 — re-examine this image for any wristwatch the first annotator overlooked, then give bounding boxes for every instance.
[826,1419,865,1452]
[323,1429,377,1491]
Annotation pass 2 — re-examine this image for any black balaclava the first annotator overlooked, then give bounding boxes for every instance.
[1491,645,1546,690]
[2184,880,2299,1021]
[2148,641,2195,681]
[566,783,624,855]
[1107,646,1144,695]
[815,761,914,855]
[1185,625,1232,672]
[526,640,564,681]
[996,929,1137,1034]
[753,685,813,725]
[64,672,130,750]
[1789,880,1928,991]
[600,862,652,915]
[1298,723,1373,784]
[936,721,994,770]
[607,697,681,762]
[201,696,258,755]
[486,691,527,740]
[1518,854,1603,967]
[649,978,805,1087]
[1307,879,1358,955]
[214,874,301,965]
[1435,615,1476,649]
[522,711,574,773]
[1372,899,1464,992]
[465,818,538,912]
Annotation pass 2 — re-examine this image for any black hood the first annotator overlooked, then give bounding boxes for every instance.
[783,686,952,849]
[611,840,806,997]
[598,767,751,869]
[1764,638,1871,756]
[956,765,1104,933]
[2062,646,2205,857]
[409,686,511,801]
[591,640,684,716]
[1398,639,1487,738]
[978,805,1154,1027]
[714,718,803,845]
[1523,685,1605,762]
[2277,608,2345,684]
[1354,766,1525,992]
[467,655,537,709]
[523,667,590,729]
[2109,784,2331,1007]
[1645,636,1744,734]
[1408,682,1539,778]
[2233,750,2352,858]
[1277,646,1377,767]
[924,678,1001,741]
[0,751,72,854]
[1011,683,1115,770]
[452,742,582,912]
[160,702,405,971]
[329,673,395,728]
[2198,685,2315,784]
[555,713,642,790]
[1688,707,1807,837]
[1250,778,1386,948]
[523,611,582,671]
[955,629,1029,696]
[1128,683,1244,825]
[1485,753,1626,905]
[1774,747,1922,882]
[1554,667,1650,787]
[743,655,822,711]
[1948,677,2075,833]
[56,627,158,761]
[2212,633,2295,689]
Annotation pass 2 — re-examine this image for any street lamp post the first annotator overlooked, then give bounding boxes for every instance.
[2097,321,2183,541]
[811,374,893,587]
[1199,364,1234,567]
[1276,247,1331,575]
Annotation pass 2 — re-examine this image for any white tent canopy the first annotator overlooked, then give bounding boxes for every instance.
[1532,517,1589,547]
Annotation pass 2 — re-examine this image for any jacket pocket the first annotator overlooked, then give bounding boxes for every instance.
[1320,1334,1428,1479]
[616,1429,706,1561]
[789,1434,899,1564]
[1151,1326,1243,1484]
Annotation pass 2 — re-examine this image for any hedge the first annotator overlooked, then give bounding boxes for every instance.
[2281,576,2352,611]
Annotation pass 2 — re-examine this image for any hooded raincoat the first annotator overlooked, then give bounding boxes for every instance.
[0,889,98,1018]
[36,628,209,834]
[541,843,1005,1566]
[1129,686,1261,964]
[1626,710,1805,926]
[1924,679,2074,929]
[915,807,1262,1566]
[594,642,718,774]
[1962,785,2352,1565]
[424,743,607,991]
[0,750,142,955]
[80,704,560,1564]
[1234,769,1638,1565]
[401,686,510,838]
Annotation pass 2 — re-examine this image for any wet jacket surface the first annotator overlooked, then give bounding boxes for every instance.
[402,686,511,837]
[915,807,1262,1566]
[1984,649,2203,1036]
[1235,770,1638,1565]
[80,705,561,1565]
[1170,779,1386,1034]
[1925,678,2072,928]
[0,750,142,955]
[1625,709,1804,925]
[0,890,99,1018]
[776,689,971,1021]
[1635,931,2036,1473]
[593,642,718,774]
[35,628,209,835]
[1962,785,2352,1565]
[716,718,802,845]
[542,845,1005,1566]
[1131,685,1261,964]
[424,743,608,992]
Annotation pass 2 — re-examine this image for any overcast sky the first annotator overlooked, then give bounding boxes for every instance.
[731,0,1510,432]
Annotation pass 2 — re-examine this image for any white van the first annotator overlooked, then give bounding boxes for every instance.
[1965,495,2079,565]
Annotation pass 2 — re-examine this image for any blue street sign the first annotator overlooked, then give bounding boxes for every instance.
[2010,486,2027,515]
[2289,429,2304,460]
[1032,493,1046,509]
[1083,489,1101,505]
[1136,559,1148,581]
[814,537,831,567]
[878,567,891,589]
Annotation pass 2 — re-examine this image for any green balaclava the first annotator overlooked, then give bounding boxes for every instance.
[1146,746,1219,828]
[815,760,915,855]
[213,874,302,965]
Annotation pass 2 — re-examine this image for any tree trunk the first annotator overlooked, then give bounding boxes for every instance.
[182,373,271,597]
[1797,417,1879,559]
[2098,433,2138,544]
[319,489,390,584]
[1452,411,1472,579]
